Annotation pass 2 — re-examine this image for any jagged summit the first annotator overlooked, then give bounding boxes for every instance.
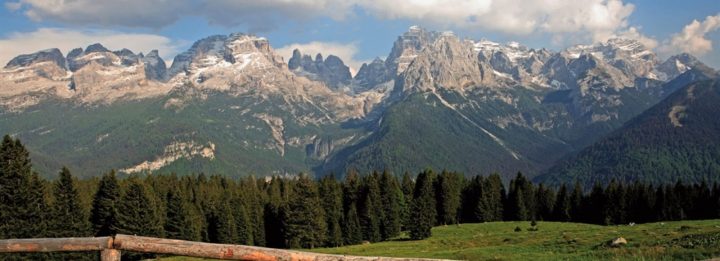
[287,48,352,90]
[4,48,66,70]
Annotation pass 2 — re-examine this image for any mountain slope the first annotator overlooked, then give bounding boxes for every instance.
[0,27,716,179]
[536,79,720,186]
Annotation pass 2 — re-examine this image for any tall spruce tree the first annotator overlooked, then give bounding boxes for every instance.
[409,169,436,240]
[319,175,344,247]
[164,190,199,241]
[90,170,121,236]
[553,184,571,222]
[481,174,505,222]
[285,175,326,248]
[359,172,382,242]
[400,172,414,230]
[232,195,254,245]
[343,203,362,245]
[0,135,47,239]
[49,167,90,237]
[535,184,556,221]
[113,177,164,237]
[379,171,402,240]
[435,171,462,225]
[207,199,238,244]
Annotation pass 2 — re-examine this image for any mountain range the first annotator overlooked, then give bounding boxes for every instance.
[0,26,716,182]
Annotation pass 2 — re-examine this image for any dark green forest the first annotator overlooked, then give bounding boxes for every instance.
[3,135,720,260]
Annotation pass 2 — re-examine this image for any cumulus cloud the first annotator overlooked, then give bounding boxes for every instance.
[8,0,192,28]
[276,41,367,75]
[661,13,720,56]
[0,28,183,66]
[8,0,642,41]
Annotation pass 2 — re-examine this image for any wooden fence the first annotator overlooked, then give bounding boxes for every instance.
[0,234,454,261]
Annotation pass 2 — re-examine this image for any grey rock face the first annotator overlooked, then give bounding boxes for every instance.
[287,49,352,89]
[113,48,141,66]
[142,50,168,81]
[354,58,392,92]
[5,48,67,70]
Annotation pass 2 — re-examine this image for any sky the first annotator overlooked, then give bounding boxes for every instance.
[0,0,719,72]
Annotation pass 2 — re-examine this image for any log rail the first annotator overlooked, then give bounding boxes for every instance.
[0,234,454,261]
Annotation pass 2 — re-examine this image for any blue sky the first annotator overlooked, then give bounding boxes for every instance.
[0,0,718,71]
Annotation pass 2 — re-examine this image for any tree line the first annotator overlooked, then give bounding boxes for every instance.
[2,135,720,260]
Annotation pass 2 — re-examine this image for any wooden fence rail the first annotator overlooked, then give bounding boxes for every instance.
[0,234,455,261]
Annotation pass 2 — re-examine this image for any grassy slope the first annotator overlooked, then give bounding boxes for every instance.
[312,220,720,260]
[161,220,720,261]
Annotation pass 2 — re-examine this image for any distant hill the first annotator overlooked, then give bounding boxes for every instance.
[535,78,720,187]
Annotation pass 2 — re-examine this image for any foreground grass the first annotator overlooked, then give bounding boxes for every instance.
[161,220,720,260]
[313,220,720,260]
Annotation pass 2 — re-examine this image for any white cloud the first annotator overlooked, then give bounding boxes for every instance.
[0,28,183,66]
[9,0,192,28]
[661,13,720,56]
[357,0,637,43]
[616,26,659,49]
[8,0,641,41]
[275,41,367,75]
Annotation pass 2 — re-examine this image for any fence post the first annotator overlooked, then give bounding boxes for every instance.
[101,249,121,261]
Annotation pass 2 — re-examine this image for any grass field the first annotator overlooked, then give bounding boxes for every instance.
[161,220,720,260]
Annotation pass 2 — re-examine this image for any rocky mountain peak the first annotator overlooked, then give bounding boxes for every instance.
[4,48,66,70]
[386,25,441,75]
[287,49,351,90]
[354,57,392,92]
[85,43,111,53]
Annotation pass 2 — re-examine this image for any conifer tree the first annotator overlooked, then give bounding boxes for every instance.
[409,169,436,240]
[49,167,90,237]
[264,177,286,248]
[379,171,402,240]
[285,174,326,248]
[164,190,199,241]
[342,203,362,245]
[90,170,121,236]
[359,173,381,242]
[535,183,556,221]
[233,199,253,245]
[0,135,47,239]
[553,184,571,222]
[114,177,164,237]
[207,199,238,244]
[319,175,343,247]
[400,171,415,230]
[435,171,462,225]
[482,174,505,221]
[242,176,266,246]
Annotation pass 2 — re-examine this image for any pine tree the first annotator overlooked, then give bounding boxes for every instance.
[569,182,584,222]
[233,199,253,245]
[264,177,286,248]
[506,173,529,221]
[482,174,505,221]
[164,190,199,241]
[535,183,555,221]
[242,176,266,246]
[379,171,402,240]
[285,174,326,248]
[0,135,47,239]
[319,175,343,247]
[435,170,462,225]
[342,203,362,245]
[359,172,382,242]
[207,199,238,244]
[114,177,164,237]
[400,171,414,230]
[409,169,436,240]
[553,184,571,222]
[90,170,120,236]
[49,167,91,237]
